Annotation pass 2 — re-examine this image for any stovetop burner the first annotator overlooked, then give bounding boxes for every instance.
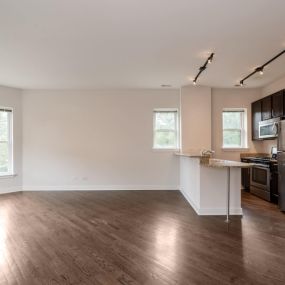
[249,157,277,166]
[253,157,271,161]
[243,156,277,165]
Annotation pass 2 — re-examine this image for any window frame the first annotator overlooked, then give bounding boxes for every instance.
[222,108,248,150]
[153,108,179,150]
[0,107,14,176]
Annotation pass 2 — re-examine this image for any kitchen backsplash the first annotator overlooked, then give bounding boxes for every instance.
[262,139,277,155]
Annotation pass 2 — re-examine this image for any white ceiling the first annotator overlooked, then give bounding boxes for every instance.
[0,0,285,89]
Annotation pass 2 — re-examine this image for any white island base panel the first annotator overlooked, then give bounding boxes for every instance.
[180,157,242,216]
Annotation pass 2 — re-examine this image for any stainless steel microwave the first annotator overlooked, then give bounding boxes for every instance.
[259,118,280,139]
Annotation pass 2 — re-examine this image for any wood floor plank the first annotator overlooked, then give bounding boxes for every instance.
[0,190,284,284]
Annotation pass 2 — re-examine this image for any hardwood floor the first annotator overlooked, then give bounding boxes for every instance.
[0,190,284,285]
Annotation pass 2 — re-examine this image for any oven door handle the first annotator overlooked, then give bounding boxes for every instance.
[252,164,270,169]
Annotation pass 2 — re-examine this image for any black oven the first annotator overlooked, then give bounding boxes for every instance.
[250,164,271,201]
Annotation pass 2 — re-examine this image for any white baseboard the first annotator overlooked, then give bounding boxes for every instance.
[180,189,243,216]
[0,186,22,195]
[22,185,180,191]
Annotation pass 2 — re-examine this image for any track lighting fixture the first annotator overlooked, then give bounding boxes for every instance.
[192,53,214,85]
[238,49,285,86]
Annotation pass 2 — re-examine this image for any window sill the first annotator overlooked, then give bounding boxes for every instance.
[152,148,180,152]
[0,173,17,179]
[221,147,249,152]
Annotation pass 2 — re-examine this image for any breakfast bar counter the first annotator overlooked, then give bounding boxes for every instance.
[176,151,253,220]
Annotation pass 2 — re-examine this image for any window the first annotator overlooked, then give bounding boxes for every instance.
[153,109,179,149]
[0,108,13,175]
[222,109,247,149]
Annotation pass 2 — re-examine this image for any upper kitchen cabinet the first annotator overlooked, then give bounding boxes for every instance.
[251,90,285,141]
[261,96,272,121]
[252,100,262,140]
[272,90,285,118]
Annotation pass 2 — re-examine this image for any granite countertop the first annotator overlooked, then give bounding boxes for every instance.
[201,158,254,169]
[175,151,254,168]
[174,149,214,157]
[174,151,203,158]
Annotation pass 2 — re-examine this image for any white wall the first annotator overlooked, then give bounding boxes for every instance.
[178,86,265,161]
[2,83,278,193]
[211,88,263,161]
[22,89,180,190]
[180,86,212,151]
[0,86,22,194]
[262,75,285,97]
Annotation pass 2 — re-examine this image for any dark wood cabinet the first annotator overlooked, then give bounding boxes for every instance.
[261,96,272,120]
[251,89,284,141]
[241,158,251,191]
[252,100,262,140]
[272,90,284,118]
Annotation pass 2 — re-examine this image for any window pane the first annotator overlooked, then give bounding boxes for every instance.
[223,130,241,147]
[0,112,9,141]
[155,112,176,130]
[0,142,8,173]
[223,112,242,129]
[154,131,176,148]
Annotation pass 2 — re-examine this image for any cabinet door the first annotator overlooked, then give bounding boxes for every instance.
[272,90,284,118]
[261,96,272,120]
[252,100,262,140]
[241,160,251,191]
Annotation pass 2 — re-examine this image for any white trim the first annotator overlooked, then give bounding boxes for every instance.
[222,108,248,149]
[153,108,179,150]
[221,147,250,152]
[153,108,179,112]
[0,186,22,195]
[0,107,14,175]
[0,173,17,179]
[179,87,182,150]
[223,108,245,112]
[22,185,180,191]
[152,148,180,152]
[8,110,14,174]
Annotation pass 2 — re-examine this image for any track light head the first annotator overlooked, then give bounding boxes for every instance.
[208,53,214,64]
[240,81,244,87]
[193,80,197,85]
[256,66,264,75]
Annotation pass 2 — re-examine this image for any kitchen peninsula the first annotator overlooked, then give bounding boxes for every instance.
[176,151,253,220]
